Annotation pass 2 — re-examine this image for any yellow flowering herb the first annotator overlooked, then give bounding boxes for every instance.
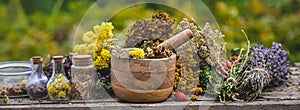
[73,22,114,56]
[191,95,198,101]
[94,48,111,69]
[129,48,145,59]
[47,73,71,101]
[195,87,203,93]
[93,22,114,69]
[58,91,66,98]
[73,22,115,70]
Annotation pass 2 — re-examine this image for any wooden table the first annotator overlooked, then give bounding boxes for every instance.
[1,70,299,110]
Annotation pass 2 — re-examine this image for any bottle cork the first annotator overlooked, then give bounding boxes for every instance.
[72,55,92,66]
[52,56,63,60]
[31,56,42,64]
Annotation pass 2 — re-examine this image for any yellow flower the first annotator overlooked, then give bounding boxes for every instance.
[55,84,60,89]
[129,48,145,59]
[48,85,55,91]
[58,91,66,98]
[195,87,203,93]
[94,48,111,69]
[73,22,115,69]
[191,95,198,101]
[100,49,111,60]
[92,22,115,70]
[67,86,71,94]
[74,22,114,56]
[58,74,64,78]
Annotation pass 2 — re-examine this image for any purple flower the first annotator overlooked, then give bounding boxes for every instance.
[249,42,290,87]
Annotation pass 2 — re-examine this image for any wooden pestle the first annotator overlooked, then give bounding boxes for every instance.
[158,29,194,49]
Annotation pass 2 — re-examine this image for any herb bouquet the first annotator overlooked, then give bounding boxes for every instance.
[43,12,290,102]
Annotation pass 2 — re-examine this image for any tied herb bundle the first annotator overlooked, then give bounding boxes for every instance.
[213,30,290,102]
[248,42,290,87]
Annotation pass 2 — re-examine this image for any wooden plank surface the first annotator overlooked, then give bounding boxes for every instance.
[1,98,300,110]
[0,69,299,110]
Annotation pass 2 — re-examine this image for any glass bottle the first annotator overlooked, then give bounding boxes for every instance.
[71,55,96,99]
[26,56,48,100]
[47,56,71,103]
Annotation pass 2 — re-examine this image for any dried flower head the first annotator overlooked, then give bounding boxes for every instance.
[125,12,176,47]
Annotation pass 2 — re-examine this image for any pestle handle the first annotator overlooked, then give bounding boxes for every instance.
[158,29,194,49]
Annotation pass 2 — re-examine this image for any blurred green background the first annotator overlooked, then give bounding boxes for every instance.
[0,0,299,64]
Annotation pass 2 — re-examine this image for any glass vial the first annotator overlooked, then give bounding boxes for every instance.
[71,55,96,99]
[47,56,71,103]
[26,56,48,100]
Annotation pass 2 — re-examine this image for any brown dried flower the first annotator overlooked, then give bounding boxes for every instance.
[125,12,176,47]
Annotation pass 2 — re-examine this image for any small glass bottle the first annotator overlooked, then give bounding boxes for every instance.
[47,56,71,103]
[26,56,48,100]
[71,55,96,99]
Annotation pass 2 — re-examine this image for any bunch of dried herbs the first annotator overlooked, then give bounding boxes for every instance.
[133,38,173,58]
[0,80,27,96]
[176,18,226,100]
[248,42,290,87]
[212,30,289,102]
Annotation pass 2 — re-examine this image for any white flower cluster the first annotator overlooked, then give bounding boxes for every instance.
[73,27,99,55]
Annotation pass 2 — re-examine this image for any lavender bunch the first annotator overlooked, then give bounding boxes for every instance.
[249,42,290,87]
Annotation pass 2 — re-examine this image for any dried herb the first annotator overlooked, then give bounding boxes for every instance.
[72,72,95,99]
[177,18,226,100]
[215,30,252,102]
[0,80,27,96]
[125,12,176,47]
[236,68,270,101]
[175,41,202,100]
[133,38,173,58]
[26,84,48,100]
[0,95,9,104]
[249,42,290,87]
[47,74,71,102]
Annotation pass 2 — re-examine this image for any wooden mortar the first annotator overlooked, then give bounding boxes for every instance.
[111,29,194,102]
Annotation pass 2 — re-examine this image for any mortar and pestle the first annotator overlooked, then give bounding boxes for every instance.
[111,29,194,102]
